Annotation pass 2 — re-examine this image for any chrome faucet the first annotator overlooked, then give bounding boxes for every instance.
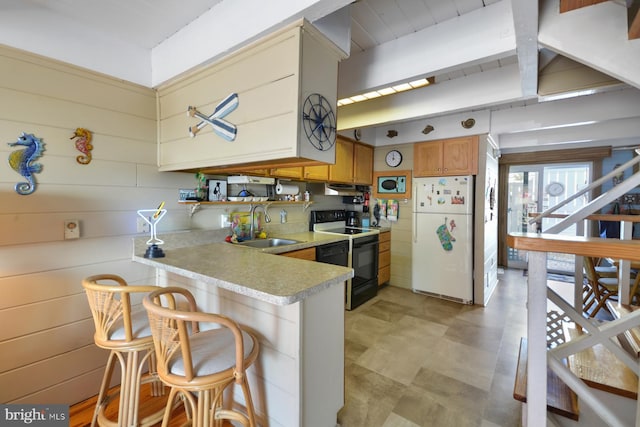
[249,204,271,239]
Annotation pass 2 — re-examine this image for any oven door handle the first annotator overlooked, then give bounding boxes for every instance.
[353,240,378,250]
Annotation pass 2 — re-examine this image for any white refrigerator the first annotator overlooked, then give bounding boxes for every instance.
[412,175,474,304]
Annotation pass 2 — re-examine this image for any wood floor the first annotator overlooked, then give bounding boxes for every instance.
[69,382,199,427]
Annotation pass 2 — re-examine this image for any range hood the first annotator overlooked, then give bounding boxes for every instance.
[227,175,276,185]
[324,183,366,196]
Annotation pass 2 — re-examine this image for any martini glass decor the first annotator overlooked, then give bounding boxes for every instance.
[137,203,167,258]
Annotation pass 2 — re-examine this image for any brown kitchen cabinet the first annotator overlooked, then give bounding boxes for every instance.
[378,230,391,286]
[353,141,373,184]
[413,136,478,177]
[328,136,373,185]
[328,137,354,183]
[269,166,303,179]
[303,164,329,181]
[201,136,373,184]
[280,247,316,261]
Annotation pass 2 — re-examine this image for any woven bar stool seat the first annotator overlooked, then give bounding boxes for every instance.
[82,274,166,427]
[143,286,260,427]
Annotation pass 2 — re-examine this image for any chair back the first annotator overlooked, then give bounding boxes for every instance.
[583,256,598,284]
[82,274,159,349]
[143,287,257,388]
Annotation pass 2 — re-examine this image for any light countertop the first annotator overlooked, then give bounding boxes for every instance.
[132,230,353,305]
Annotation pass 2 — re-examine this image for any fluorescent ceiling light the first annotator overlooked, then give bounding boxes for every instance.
[377,87,396,96]
[338,76,433,106]
[409,78,430,88]
[391,83,412,92]
[362,91,382,99]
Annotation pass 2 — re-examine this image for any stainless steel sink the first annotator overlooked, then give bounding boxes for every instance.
[238,238,302,248]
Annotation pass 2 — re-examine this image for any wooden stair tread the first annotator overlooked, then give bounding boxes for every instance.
[563,323,638,400]
[606,301,640,358]
[513,337,580,420]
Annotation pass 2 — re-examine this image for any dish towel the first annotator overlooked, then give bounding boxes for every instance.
[387,199,399,222]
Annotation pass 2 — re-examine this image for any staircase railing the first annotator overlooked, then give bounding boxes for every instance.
[511,148,640,426]
[508,233,640,427]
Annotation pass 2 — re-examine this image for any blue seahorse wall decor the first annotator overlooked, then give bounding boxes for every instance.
[8,132,45,195]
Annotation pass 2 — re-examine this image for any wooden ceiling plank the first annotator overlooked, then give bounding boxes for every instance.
[560,0,608,14]
[629,0,640,40]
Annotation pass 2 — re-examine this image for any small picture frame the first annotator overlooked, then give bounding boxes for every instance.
[207,179,227,201]
[179,188,197,201]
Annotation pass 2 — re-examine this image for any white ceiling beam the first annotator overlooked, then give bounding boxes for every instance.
[337,0,517,98]
[337,63,523,130]
[371,110,492,147]
[491,88,640,135]
[497,116,640,149]
[151,0,351,87]
[538,0,640,89]
[510,0,539,97]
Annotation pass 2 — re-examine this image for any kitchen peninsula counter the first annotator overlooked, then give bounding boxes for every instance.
[133,231,352,305]
[131,229,351,427]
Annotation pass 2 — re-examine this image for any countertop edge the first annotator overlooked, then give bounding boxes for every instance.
[132,230,354,306]
[133,253,352,305]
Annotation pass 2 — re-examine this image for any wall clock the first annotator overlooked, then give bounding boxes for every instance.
[302,93,336,151]
[385,149,403,167]
[547,181,564,196]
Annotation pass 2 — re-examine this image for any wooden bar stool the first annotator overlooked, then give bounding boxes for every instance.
[143,286,260,427]
[82,274,166,427]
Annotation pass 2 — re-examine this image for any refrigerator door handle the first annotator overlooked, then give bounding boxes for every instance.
[413,185,418,243]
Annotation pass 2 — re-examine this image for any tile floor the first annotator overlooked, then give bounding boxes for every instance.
[338,268,529,427]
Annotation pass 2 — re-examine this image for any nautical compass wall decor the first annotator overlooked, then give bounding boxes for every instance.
[301,93,336,151]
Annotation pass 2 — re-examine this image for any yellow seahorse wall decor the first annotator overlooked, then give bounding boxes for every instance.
[70,128,93,164]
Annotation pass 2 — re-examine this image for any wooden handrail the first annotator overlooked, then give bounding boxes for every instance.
[507,232,640,261]
[529,212,640,222]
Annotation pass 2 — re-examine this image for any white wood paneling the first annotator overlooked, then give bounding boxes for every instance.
[0,47,156,118]
[0,87,156,142]
[157,30,300,119]
[164,272,303,427]
[0,293,91,341]
[10,368,108,405]
[0,123,157,166]
[0,321,95,373]
[0,46,193,405]
[0,345,108,402]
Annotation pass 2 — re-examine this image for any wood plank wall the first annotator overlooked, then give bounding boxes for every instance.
[0,46,201,405]
[0,45,338,406]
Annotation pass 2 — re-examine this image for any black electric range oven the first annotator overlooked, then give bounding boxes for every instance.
[310,210,379,310]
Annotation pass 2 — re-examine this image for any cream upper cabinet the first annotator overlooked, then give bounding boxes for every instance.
[156,20,345,172]
[413,136,479,177]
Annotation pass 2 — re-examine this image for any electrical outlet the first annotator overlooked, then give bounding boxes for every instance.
[64,220,80,239]
[220,214,231,228]
[137,217,150,233]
